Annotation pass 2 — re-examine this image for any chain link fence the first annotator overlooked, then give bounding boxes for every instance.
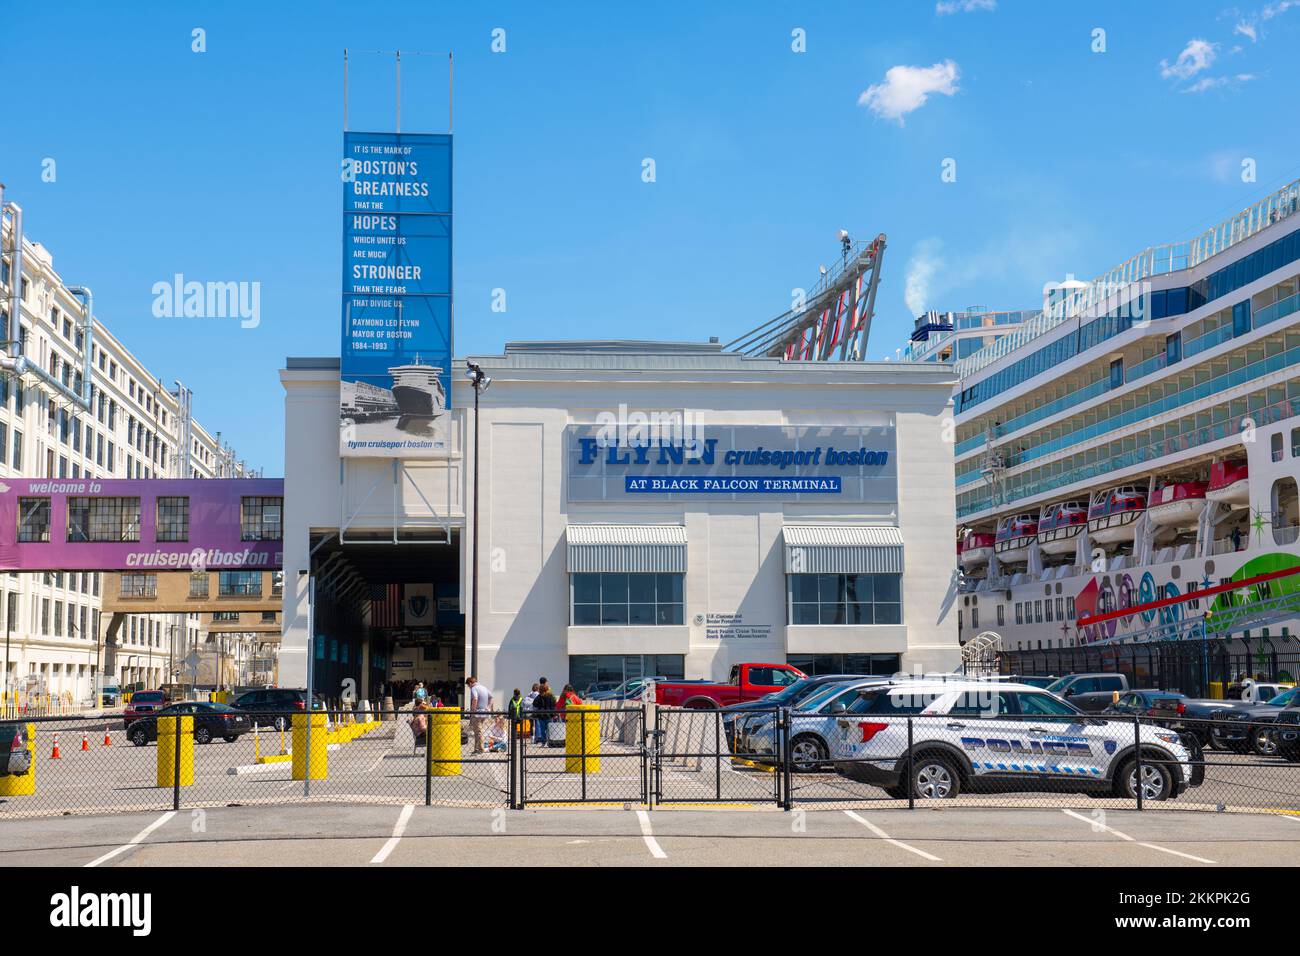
[3,703,1300,817]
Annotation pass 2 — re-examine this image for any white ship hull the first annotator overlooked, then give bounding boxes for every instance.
[1147,498,1207,529]
[1088,511,1141,545]
[994,537,1035,564]
[1037,525,1083,555]
[1206,479,1250,508]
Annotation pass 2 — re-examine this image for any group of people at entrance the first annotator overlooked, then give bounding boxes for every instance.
[511,679,583,747]
[408,675,583,754]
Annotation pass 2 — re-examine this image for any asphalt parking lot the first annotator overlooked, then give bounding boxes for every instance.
[5,802,1300,867]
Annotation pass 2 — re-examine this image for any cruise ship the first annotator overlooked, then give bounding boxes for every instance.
[388,357,446,418]
[905,180,1300,667]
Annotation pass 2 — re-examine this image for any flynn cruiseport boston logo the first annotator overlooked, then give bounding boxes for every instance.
[50,886,151,936]
[575,435,891,495]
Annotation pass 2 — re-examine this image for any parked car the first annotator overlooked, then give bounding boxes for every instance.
[654,663,806,709]
[0,722,32,778]
[100,684,121,707]
[586,677,667,702]
[721,674,878,751]
[233,688,308,730]
[1210,686,1300,755]
[1043,673,1130,712]
[738,678,1201,800]
[127,702,252,746]
[581,681,620,698]
[1226,679,1296,703]
[1103,690,1187,717]
[1010,675,1058,689]
[121,689,174,729]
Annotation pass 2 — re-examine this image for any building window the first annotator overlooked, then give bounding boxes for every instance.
[218,571,261,597]
[241,496,283,541]
[10,429,19,470]
[188,573,209,598]
[788,573,902,625]
[120,573,157,598]
[997,605,1005,627]
[155,496,189,542]
[213,611,239,622]
[1035,600,1043,623]
[1015,603,1023,625]
[971,606,979,629]
[261,611,277,623]
[787,653,901,677]
[571,572,683,626]
[67,497,141,542]
[567,654,686,691]
[17,497,51,542]
[1045,599,1053,622]
[1293,428,1300,458]
[1273,432,1285,463]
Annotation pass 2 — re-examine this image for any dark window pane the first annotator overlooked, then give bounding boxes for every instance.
[791,575,819,603]
[600,604,629,626]
[875,603,901,625]
[573,604,600,626]
[628,603,655,625]
[572,574,600,604]
[656,604,683,626]
[845,574,873,602]
[628,574,655,603]
[848,603,874,624]
[817,574,844,602]
[656,573,683,603]
[820,603,845,624]
[792,603,820,625]
[874,574,901,602]
[601,573,629,604]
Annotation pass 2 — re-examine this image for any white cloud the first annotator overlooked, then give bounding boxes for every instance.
[1183,72,1257,93]
[1235,20,1258,41]
[1160,38,1218,80]
[936,0,995,14]
[858,60,960,124]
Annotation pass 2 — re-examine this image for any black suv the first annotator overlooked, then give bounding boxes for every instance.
[126,702,252,746]
[233,688,308,730]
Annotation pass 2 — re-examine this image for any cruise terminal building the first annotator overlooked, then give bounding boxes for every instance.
[278,340,959,700]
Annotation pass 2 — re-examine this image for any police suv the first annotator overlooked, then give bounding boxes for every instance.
[741,679,1203,801]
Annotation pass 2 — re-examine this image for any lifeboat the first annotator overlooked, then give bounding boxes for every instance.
[958,532,995,571]
[1088,486,1147,545]
[1147,481,1207,529]
[1206,461,1250,508]
[1036,500,1089,555]
[994,514,1038,564]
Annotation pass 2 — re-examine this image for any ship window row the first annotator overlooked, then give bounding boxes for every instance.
[956,281,1300,455]
[957,378,1300,518]
[957,332,1300,486]
[956,226,1300,414]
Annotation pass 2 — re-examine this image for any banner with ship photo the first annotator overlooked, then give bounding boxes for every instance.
[340,130,453,457]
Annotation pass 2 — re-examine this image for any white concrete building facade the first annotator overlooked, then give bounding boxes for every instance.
[279,341,960,700]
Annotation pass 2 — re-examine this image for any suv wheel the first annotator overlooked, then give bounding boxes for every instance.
[1115,755,1173,801]
[790,734,828,773]
[194,725,213,745]
[908,753,961,800]
[273,716,288,732]
[130,727,148,747]
[1251,726,1279,757]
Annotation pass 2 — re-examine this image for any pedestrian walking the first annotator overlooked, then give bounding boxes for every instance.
[533,681,556,747]
[465,676,492,754]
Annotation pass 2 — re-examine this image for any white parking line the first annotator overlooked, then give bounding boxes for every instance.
[84,811,176,868]
[1060,809,1216,864]
[843,810,942,861]
[636,809,667,859]
[370,804,415,864]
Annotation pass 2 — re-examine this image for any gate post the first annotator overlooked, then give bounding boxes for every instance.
[780,707,793,811]
[1133,714,1144,811]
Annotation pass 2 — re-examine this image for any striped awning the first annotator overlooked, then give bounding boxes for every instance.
[566,525,687,573]
[783,525,904,574]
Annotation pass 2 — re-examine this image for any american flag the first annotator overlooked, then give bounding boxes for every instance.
[370,584,401,628]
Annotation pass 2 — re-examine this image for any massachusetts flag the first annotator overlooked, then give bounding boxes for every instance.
[404,583,434,626]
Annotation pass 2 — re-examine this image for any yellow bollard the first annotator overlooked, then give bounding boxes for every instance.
[156,716,194,788]
[279,725,287,756]
[564,704,601,773]
[1209,681,1225,700]
[429,708,461,776]
[0,722,36,796]
[291,712,328,780]
[253,725,261,761]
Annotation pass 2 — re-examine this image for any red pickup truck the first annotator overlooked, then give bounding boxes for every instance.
[652,663,806,709]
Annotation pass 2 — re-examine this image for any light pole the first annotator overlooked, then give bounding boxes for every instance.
[465,360,491,680]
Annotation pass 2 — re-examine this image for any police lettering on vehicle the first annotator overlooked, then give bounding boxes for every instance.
[959,736,1092,757]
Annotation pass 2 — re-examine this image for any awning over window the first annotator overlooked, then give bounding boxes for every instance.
[783,525,904,574]
[566,525,687,574]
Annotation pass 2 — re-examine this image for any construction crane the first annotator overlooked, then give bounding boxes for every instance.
[725,231,886,361]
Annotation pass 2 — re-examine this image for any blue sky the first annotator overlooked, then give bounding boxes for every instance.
[4,0,1300,473]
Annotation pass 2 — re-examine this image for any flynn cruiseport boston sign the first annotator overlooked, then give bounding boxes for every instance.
[566,423,898,502]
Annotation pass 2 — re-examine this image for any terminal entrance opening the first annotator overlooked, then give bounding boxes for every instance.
[308,531,464,708]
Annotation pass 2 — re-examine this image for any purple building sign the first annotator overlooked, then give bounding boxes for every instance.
[0,478,284,572]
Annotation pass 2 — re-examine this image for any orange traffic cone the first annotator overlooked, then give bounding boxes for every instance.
[81,732,89,751]
[50,734,61,759]
[102,728,112,746]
